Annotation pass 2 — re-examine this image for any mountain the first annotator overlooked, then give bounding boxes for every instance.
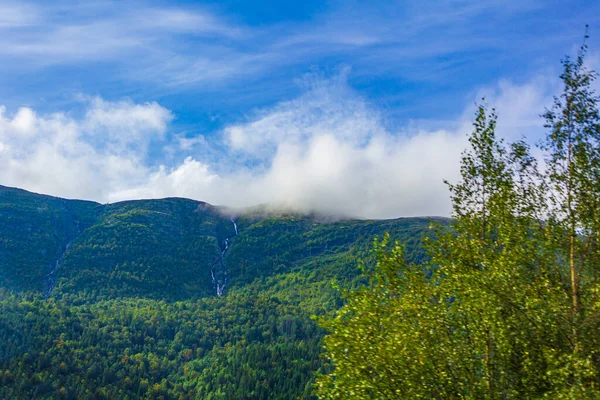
[0,185,100,293]
[0,185,445,399]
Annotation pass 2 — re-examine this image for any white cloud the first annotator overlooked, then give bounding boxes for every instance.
[101,78,465,217]
[178,135,208,151]
[0,71,559,218]
[228,73,382,147]
[8,107,37,136]
[0,2,244,67]
[0,0,583,91]
[135,8,244,38]
[466,74,559,143]
[82,96,173,149]
[0,98,171,200]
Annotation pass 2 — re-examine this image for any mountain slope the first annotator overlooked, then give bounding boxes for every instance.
[0,185,446,399]
[0,185,100,293]
[55,198,234,301]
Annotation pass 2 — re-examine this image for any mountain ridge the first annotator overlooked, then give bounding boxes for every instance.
[0,183,446,299]
[0,183,446,399]
[0,184,448,221]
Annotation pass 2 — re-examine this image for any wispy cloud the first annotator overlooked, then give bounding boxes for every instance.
[0,0,597,218]
[0,1,244,64]
[0,2,39,27]
[0,69,561,218]
[1,0,591,89]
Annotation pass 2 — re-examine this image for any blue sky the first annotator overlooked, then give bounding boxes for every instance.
[0,0,599,217]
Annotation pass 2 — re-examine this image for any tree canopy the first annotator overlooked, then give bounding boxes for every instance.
[316,38,600,399]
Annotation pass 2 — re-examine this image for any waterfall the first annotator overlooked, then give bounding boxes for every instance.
[45,203,81,298]
[210,220,238,297]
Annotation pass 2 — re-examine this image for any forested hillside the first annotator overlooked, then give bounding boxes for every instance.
[0,185,440,399]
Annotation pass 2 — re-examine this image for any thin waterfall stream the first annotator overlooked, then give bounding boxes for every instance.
[44,203,81,298]
[210,219,238,296]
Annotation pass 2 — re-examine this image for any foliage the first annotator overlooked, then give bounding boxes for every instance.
[316,41,600,399]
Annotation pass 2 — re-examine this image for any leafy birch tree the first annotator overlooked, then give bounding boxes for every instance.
[540,32,600,395]
[316,39,600,399]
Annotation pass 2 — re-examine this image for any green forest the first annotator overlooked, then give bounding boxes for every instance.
[2,31,600,400]
[0,183,435,398]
